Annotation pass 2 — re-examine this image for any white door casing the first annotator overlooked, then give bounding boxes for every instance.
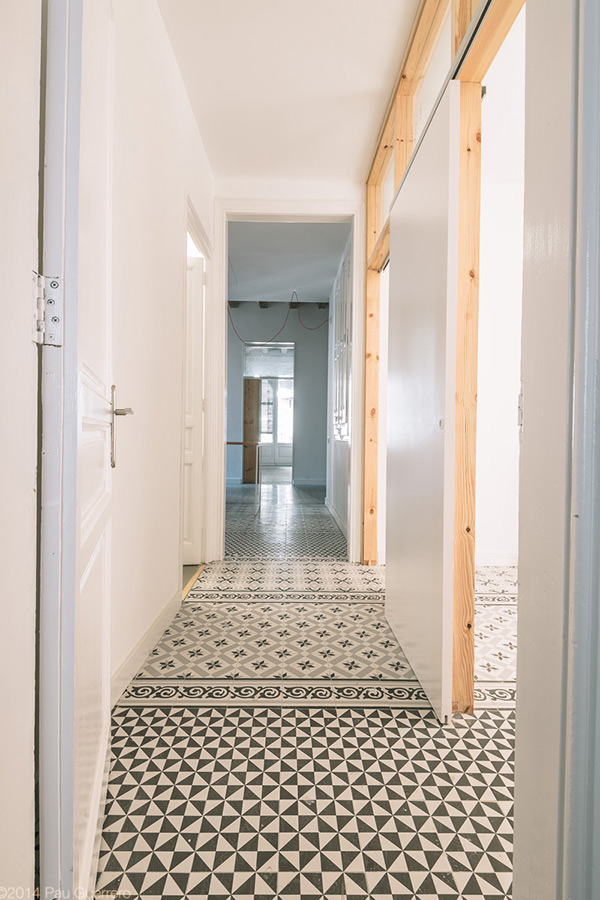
[39,2,116,894]
[182,254,205,565]
[74,1,115,890]
[210,199,365,563]
[386,82,460,723]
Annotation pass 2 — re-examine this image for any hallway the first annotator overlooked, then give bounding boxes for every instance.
[96,487,516,898]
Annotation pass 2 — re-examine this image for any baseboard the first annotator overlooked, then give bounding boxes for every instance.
[325,497,348,538]
[292,478,326,486]
[475,552,519,567]
[226,477,242,485]
[110,588,181,708]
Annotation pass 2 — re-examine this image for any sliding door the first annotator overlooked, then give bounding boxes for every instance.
[386,80,480,721]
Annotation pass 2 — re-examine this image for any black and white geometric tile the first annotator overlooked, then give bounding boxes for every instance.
[97,484,518,898]
[188,559,385,600]
[225,485,348,561]
[96,705,514,899]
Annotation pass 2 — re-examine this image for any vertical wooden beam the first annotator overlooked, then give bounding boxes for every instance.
[363,267,380,565]
[452,82,482,714]
[395,93,415,190]
[451,0,474,57]
[242,378,260,483]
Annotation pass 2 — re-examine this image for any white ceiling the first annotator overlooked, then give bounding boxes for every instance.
[157,0,421,182]
[228,222,351,303]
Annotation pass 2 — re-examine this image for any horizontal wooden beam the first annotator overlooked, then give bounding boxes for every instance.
[395,93,415,190]
[400,0,451,92]
[367,0,450,185]
[367,217,390,273]
[451,0,475,57]
[457,0,525,82]
[368,118,395,186]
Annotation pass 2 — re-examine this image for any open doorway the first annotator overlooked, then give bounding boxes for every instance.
[473,7,525,708]
[181,230,207,596]
[224,221,351,560]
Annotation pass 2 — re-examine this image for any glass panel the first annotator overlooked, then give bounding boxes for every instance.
[277,379,294,444]
[260,379,274,443]
[244,343,295,378]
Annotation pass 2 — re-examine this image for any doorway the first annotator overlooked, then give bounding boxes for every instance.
[473,8,525,707]
[181,229,207,591]
[260,377,294,468]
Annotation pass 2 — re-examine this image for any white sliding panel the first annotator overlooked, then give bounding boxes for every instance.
[386,81,460,723]
[182,254,205,565]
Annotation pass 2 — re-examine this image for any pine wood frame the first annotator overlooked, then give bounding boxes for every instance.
[362,0,525,711]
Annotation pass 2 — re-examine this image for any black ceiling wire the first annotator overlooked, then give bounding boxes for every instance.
[228,290,329,343]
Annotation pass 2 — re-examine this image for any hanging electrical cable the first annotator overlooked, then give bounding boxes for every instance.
[228,290,329,344]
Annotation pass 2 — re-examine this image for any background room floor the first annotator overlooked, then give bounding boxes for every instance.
[96,485,517,898]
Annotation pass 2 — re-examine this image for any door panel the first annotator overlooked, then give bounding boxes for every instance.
[243,378,260,482]
[74,1,114,888]
[274,378,293,464]
[182,255,204,564]
[386,82,460,723]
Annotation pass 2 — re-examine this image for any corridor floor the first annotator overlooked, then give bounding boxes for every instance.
[96,485,516,899]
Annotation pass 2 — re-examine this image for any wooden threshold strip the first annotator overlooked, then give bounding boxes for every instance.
[182,563,205,600]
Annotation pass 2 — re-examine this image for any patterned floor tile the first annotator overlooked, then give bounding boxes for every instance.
[188,560,385,598]
[96,706,514,899]
[99,493,518,898]
[225,485,348,561]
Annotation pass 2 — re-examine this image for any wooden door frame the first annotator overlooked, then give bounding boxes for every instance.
[207,198,365,563]
[362,0,525,714]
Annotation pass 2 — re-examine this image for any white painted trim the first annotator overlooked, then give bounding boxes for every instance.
[207,196,365,564]
[226,477,243,486]
[110,590,181,707]
[325,497,348,539]
[39,2,83,894]
[561,0,600,893]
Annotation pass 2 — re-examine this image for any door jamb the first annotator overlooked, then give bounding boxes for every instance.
[38,0,83,894]
[207,198,365,563]
[181,197,212,570]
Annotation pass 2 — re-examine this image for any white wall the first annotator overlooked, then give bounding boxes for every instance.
[0,1,40,889]
[109,0,214,678]
[226,303,329,485]
[377,264,390,563]
[475,10,525,567]
[513,0,577,895]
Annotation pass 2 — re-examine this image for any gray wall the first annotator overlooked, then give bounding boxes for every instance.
[226,303,329,484]
[512,0,576,896]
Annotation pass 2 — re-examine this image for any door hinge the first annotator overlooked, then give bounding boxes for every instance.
[517,383,524,442]
[32,271,63,346]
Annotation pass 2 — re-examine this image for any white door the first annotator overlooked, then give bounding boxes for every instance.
[182,252,205,564]
[274,378,294,464]
[386,82,461,723]
[259,378,275,465]
[74,2,116,889]
[39,2,116,895]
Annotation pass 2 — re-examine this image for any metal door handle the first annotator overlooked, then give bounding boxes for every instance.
[110,384,134,468]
